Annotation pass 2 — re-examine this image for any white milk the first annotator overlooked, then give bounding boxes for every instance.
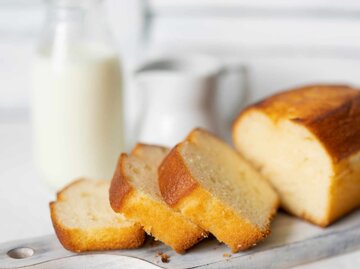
[32,45,123,189]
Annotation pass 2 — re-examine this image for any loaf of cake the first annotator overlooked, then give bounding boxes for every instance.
[158,128,279,252]
[50,179,145,252]
[233,84,360,227]
[109,144,207,253]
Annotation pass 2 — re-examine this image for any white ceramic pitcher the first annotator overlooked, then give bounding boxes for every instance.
[135,55,248,146]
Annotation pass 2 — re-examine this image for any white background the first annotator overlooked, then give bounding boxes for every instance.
[3,0,360,124]
[1,0,360,268]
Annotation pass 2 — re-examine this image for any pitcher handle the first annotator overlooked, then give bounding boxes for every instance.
[216,63,250,140]
[127,67,148,148]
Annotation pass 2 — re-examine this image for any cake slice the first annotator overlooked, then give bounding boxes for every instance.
[109,144,207,253]
[158,128,279,253]
[50,179,145,252]
[233,84,360,227]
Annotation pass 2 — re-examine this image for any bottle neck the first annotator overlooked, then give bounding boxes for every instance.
[46,0,104,26]
[38,0,115,58]
[47,0,102,10]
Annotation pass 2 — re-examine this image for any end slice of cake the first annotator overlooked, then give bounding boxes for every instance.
[50,179,145,252]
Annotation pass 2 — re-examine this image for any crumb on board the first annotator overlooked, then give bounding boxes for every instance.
[155,251,170,263]
[161,253,170,263]
[223,253,232,258]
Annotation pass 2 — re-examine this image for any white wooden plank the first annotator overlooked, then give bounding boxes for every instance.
[1,210,360,268]
[150,17,360,48]
[149,0,360,12]
[294,250,360,269]
[0,121,54,243]
[0,41,36,109]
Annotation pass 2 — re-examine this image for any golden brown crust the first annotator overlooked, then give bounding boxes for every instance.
[163,185,277,253]
[131,143,169,156]
[158,146,198,206]
[109,154,134,212]
[234,84,360,163]
[117,190,207,253]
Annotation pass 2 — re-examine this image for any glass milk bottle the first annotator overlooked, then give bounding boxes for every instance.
[32,0,123,189]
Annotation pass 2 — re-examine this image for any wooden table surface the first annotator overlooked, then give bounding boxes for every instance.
[0,116,359,269]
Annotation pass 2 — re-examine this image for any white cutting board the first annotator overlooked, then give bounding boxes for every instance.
[1,211,360,269]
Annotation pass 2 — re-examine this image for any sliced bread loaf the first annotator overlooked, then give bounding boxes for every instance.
[158,128,279,252]
[109,144,207,253]
[50,179,145,252]
[233,84,360,226]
